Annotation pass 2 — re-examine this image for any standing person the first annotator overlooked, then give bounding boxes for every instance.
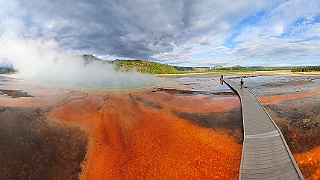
[240,79,244,89]
[220,75,224,84]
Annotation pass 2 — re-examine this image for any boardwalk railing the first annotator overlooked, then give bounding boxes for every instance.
[223,78,304,180]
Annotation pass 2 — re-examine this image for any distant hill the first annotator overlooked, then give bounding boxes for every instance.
[109,60,184,74]
[211,65,291,72]
[80,54,294,74]
[81,55,185,74]
[82,54,103,65]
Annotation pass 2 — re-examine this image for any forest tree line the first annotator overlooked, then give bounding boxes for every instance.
[292,66,320,72]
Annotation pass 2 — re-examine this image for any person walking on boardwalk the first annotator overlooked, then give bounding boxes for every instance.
[240,79,244,89]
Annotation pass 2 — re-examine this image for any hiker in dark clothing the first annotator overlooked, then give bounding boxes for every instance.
[240,79,244,89]
[220,75,224,84]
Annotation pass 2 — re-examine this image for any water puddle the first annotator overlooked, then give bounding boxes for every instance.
[0,89,33,98]
[154,87,236,96]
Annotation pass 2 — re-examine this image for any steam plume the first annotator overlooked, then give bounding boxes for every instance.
[0,35,162,89]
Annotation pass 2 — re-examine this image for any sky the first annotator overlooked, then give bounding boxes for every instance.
[0,0,320,67]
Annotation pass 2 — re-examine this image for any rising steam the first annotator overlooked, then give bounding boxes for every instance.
[0,35,162,89]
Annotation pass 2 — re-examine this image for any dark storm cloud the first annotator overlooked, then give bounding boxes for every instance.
[181,0,195,28]
[15,0,187,59]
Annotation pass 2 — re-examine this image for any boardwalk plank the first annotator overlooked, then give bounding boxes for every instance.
[224,79,304,180]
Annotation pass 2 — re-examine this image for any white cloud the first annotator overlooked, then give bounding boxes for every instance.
[232,36,320,61]
[303,23,320,37]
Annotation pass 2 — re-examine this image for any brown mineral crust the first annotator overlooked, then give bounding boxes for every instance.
[50,90,242,179]
[0,106,87,179]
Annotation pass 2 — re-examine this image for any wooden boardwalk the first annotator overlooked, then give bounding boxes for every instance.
[224,79,304,180]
